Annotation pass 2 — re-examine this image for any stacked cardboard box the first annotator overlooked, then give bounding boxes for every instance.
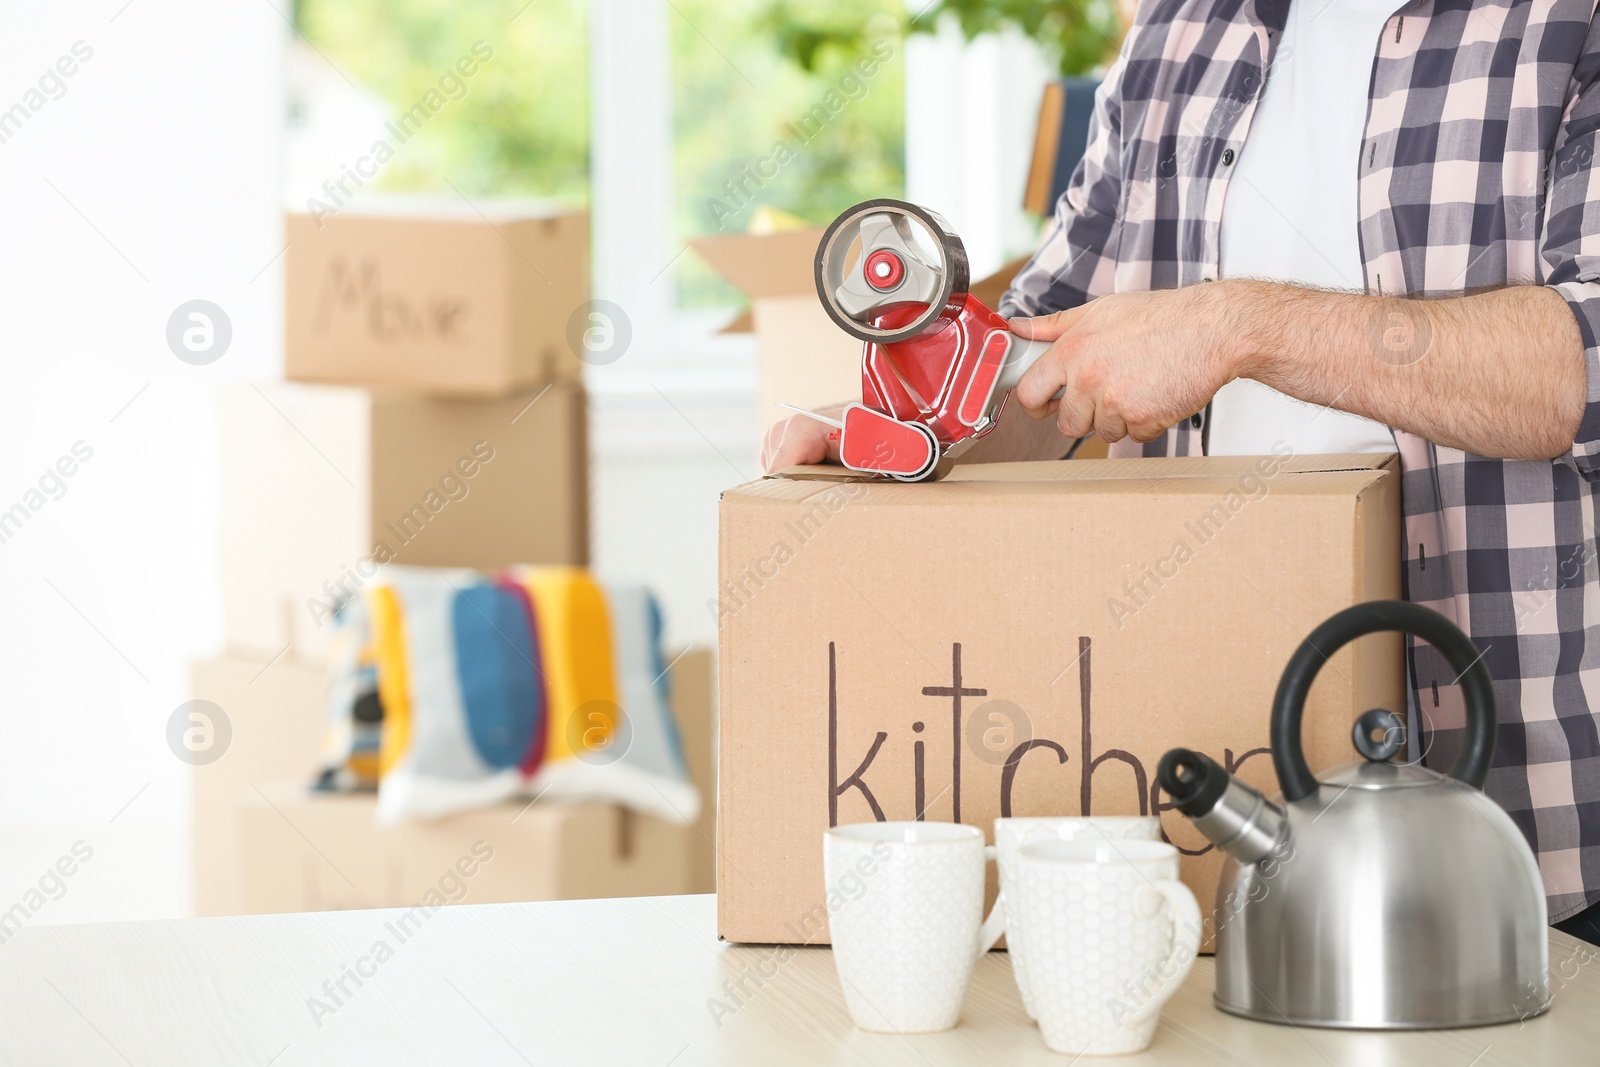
[239,204,593,664]
[217,380,587,662]
[194,205,710,915]
[189,653,328,917]
[283,208,589,395]
[191,648,716,916]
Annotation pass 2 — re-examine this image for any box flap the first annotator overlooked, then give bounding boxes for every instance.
[1253,453,1397,474]
[770,453,1394,483]
[692,229,826,299]
[727,453,1398,503]
[930,454,1397,482]
[719,307,755,335]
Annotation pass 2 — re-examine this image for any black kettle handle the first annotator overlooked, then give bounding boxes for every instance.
[1272,600,1496,803]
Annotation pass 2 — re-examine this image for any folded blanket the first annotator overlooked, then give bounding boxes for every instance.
[520,568,700,823]
[329,565,697,825]
[372,568,539,821]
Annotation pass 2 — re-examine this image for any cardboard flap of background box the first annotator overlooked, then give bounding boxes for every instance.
[690,228,1098,462]
[716,453,1402,949]
[192,648,716,916]
[218,381,587,662]
[284,207,588,395]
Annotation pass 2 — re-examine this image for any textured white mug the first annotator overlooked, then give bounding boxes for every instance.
[991,816,1163,1021]
[1011,839,1200,1056]
[823,822,1003,1033]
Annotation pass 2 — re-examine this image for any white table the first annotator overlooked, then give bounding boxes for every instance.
[0,894,1593,1065]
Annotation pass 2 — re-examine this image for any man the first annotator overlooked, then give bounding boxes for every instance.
[764,1,1600,942]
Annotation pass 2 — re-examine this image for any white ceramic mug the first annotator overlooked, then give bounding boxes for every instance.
[991,816,1163,1021]
[1010,839,1200,1056]
[823,821,1004,1033]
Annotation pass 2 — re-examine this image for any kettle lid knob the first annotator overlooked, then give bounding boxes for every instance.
[1352,708,1406,762]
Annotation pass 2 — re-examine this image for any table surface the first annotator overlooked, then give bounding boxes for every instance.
[0,893,1594,1066]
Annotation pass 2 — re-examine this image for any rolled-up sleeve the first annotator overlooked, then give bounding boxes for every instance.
[998,38,1130,320]
[1544,30,1600,477]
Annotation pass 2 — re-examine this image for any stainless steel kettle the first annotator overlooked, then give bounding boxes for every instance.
[1156,600,1550,1029]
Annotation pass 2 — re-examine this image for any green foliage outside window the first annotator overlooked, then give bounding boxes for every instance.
[674,2,903,235]
[296,0,590,203]
[763,0,1122,79]
[671,1,906,306]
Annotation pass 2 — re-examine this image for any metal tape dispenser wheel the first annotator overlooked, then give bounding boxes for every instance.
[814,199,970,345]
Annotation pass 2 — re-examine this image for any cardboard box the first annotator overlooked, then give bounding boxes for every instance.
[691,229,844,432]
[218,380,587,661]
[191,647,716,915]
[285,208,588,395]
[669,648,720,895]
[692,232,1097,461]
[190,653,330,917]
[236,788,690,914]
[715,454,1403,947]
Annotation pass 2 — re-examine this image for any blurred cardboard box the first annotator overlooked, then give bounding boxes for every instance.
[285,208,588,395]
[190,653,329,917]
[668,647,718,895]
[218,380,587,662]
[693,228,850,432]
[236,788,689,914]
[191,647,716,915]
[691,230,1101,462]
[715,454,1403,948]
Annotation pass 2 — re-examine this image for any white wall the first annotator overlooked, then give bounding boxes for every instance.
[0,0,282,923]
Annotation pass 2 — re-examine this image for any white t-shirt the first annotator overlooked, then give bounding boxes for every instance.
[1208,0,1398,457]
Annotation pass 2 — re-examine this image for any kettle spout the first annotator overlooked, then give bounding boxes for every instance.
[1157,748,1287,865]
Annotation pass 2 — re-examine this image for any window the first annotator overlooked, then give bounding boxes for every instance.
[289,0,590,205]
[289,0,903,317]
[669,1,904,308]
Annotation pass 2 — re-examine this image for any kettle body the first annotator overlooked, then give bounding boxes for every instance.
[1159,601,1551,1029]
[1212,762,1548,1027]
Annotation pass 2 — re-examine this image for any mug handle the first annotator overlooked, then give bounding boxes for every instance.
[976,845,1007,955]
[1123,879,1201,1029]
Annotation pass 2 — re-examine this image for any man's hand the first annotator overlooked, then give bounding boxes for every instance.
[1009,279,1584,461]
[1010,286,1238,444]
[761,404,845,472]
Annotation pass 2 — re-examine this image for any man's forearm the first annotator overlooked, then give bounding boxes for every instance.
[1230,281,1587,460]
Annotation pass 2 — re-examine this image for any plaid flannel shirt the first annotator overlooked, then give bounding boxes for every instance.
[1001,0,1600,920]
